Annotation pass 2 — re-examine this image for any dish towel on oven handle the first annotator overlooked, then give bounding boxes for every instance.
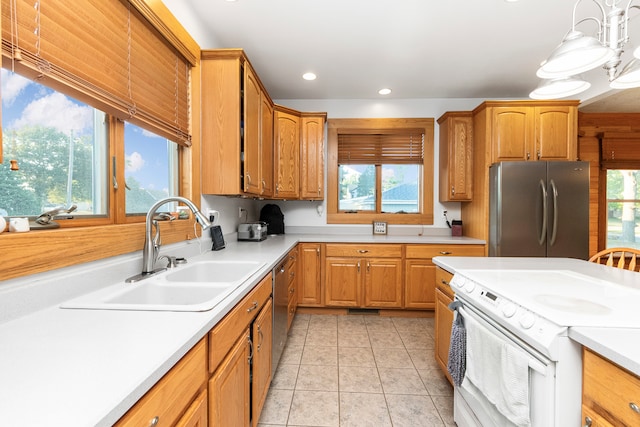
[462,310,532,427]
[447,301,466,387]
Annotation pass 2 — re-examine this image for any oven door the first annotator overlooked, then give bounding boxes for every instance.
[454,301,556,427]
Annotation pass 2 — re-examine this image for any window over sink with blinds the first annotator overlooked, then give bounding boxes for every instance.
[327,118,434,225]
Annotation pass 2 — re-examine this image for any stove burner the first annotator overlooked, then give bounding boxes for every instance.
[534,294,612,315]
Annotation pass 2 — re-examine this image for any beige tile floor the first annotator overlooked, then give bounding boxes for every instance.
[258,313,455,427]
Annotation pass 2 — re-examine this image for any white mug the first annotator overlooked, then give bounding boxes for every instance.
[9,217,30,232]
[0,216,6,234]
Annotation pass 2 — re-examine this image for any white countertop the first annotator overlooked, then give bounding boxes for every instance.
[433,256,640,377]
[0,233,483,427]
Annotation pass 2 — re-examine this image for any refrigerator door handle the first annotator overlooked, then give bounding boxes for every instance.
[549,179,559,246]
[539,179,548,246]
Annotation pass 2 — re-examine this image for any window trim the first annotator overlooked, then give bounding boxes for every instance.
[327,118,434,225]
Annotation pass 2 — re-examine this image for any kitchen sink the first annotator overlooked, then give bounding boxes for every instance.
[165,260,265,283]
[60,260,266,312]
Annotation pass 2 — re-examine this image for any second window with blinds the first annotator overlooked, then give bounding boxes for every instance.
[327,118,435,225]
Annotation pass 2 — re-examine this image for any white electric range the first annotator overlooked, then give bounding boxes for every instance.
[434,257,640,427]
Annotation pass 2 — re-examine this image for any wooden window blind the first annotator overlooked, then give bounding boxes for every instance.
[1,0,192,146]
[337,129,424,164]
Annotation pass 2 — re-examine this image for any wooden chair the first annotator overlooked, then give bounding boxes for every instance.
[588,247,640,271]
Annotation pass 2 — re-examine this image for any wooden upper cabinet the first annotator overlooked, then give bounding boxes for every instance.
[244,67,262,195]
[260,94,274,197]
[438,112,473,202]
[491,106,532,162]
[274,108,300,199]
[535,105,577,160]
[200,49,273,196]
[300,114,326,200]
[476,101,578,163]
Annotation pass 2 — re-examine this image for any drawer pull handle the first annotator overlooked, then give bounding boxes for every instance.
[631,402,640,414]
[440,279,449,285]
[149,416,159,427]
[439,251,452,255]
[247,301,258,312]
[583,416,592,427]
[358,250,369,254]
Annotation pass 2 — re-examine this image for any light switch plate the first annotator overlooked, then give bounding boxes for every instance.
[373,221,387,235]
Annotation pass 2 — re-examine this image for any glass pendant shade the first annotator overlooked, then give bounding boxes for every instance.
[536,30,615,78]
[529,76,591,99]
[610,59,640,89]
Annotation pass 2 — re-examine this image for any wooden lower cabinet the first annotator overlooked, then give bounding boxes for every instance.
[405,244,485,309]
[115,338,208,427]
[252,299,273,426]
[434,267,454,385]
[285,247,298,330]
[324,244,403,308]
[176,389,208,427]
[582,347,640,427]
[209,330,251,427]
[405,259,436,309]
[298,243,323,306]
[208,273,273,427]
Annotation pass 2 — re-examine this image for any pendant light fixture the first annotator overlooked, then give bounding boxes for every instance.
[530,0,640,99]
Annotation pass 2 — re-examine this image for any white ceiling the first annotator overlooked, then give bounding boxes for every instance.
[166,0,640,111]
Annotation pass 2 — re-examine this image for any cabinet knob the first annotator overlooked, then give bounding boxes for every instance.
[439,251,452,255]
[148,416,159,427]
[583,416,592,427]
[357,249,369,254]
[526,151,531,160]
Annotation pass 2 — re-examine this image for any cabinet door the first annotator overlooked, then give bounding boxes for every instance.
[260,94,274,197]
[175,389,207,427]
[244,67,262,195]
[435,288,453,385]
[274,111,300,199]
[300,115,325,200]
[209,331,251,427]
[252,299,273,427]
[364,258,403,308]
[325,257,361,306]
[491,106,533,162]
[404,259,436,309]
[535,105,577,161]
[298,243,323,306]
[438,112,473,202]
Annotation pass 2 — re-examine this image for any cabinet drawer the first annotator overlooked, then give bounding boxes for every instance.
[435,267,454,299]
[209,273,272,373]
[115,338,207,427]
[325,244,402,258]
[405,244,484,259]
[583,348,640,426]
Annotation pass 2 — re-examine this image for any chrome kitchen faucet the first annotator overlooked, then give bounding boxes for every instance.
[125,196,212,283]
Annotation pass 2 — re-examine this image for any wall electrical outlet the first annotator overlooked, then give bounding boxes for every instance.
[373,221,387,235]
[207,209,219,225]
[238,207,245,218]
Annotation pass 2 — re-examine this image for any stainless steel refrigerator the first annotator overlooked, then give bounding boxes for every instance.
[489,161,589,259]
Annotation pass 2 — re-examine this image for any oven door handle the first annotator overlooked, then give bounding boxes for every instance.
[458,304,550,376]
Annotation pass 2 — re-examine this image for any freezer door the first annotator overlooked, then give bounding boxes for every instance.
[546,161,589,259]
[489,162,547,257]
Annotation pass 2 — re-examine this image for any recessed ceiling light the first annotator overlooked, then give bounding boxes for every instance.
[302,72,317,81]
[378,88,392,95]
